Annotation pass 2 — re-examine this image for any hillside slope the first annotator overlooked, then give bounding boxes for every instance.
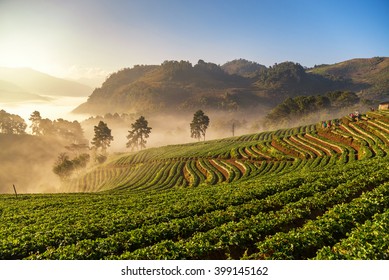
[1,111,388,260]
[67,110,389,193]
[309,57,389,100]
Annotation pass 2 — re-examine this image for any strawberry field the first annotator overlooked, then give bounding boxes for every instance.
[0,111,388,260]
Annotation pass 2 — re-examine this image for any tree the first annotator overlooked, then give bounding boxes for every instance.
[91,121,114,153]
[190,110,210,141]
[126,116,152,150]
[53,152,90,180]
[53,119,86,144]
[39,118,55,136]
[29,111,42,136]
[52,153,74,180]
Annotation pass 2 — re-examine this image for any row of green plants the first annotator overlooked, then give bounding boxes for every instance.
[314,208,389,260]
[1,155,387,259]
[118,158,389,260]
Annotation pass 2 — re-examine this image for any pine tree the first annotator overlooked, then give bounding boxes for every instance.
[29,111,42,136]
[91,121,113,153]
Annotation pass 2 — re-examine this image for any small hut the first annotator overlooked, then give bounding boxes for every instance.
[378,101,389,110]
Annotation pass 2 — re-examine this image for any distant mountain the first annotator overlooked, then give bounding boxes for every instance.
[0,79,49,102]
[73,57,389,116]
[0,67,92,97]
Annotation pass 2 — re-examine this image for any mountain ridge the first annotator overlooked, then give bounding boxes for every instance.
[73,57,389,116]
[0,67,92,98]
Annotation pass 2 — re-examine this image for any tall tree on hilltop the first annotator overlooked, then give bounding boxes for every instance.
[91,121,113,153]
[29,111,42,136]
[190,110,210,141]
[126,116,152,151]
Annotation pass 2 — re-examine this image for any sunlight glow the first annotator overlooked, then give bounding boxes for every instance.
[0,36,64,77]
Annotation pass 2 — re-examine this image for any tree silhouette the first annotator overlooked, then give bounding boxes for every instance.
[126,116,152,150]
[190,110,210,141]
[91,121,113,153]
[53,152,90,180]
[29,111,42,136]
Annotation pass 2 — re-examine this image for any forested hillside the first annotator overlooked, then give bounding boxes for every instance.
[74,57,389,116]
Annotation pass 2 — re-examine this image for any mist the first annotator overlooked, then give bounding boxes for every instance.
[0,96,90,194]
[0,134,67,194]
[81,108,269,154]
[0,95,269,194]
[0,96,89,132]
[5,94,363,194]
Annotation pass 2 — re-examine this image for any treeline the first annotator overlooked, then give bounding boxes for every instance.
[0,110,27,135]
[0,110,86,144]
[29,111,86,144]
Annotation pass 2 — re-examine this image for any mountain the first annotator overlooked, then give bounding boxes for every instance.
[0,79,49,102]
[0,67,92,97]
[74,60,257,115]
[73,57,389,116]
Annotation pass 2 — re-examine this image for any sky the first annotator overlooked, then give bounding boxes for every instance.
[0,0,388,85]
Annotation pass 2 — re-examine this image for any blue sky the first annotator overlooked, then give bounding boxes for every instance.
[0,0,388,81]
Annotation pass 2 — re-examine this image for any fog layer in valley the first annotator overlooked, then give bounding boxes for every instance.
[0,95,373,194]
[0,96,271,193]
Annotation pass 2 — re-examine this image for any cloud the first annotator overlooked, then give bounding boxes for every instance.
[66,65,110,80]
[63,65,111,87]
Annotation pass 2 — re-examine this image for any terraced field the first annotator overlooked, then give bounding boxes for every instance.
[67,111,389,193]
[0,110,388,260]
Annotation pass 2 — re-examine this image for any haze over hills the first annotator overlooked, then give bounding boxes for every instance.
[0,67,92,101]
[74,57,389,116]
[0,79,49,102]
